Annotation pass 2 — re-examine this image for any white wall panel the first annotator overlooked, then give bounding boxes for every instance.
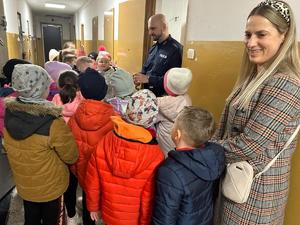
[186,0,300,41]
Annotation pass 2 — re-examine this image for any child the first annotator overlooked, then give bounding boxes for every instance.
[76,56,94,73]
[63,41,76,49]
[156,67,192,156]
[151,106,225,225]
[3,64,78,225]
[52,70,84,224]
[76,44,86,57]
[85,89,164,225]
[52,70,84,123]
[96,50,113,73]
[106,68,136,115]
[1,58,31,93]
[68,67,115,225]
[44,60,72,101]
[61,48,77,71]
[48,49,60,61]
[87,51,98,69]
[96,50,134,101]
[0,59,31,137]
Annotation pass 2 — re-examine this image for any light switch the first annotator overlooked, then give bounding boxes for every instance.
[187,48,195,59]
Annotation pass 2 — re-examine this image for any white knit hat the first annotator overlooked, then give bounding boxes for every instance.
[97,51,112,61]
[49,49,59,61]
[164,68,192,96]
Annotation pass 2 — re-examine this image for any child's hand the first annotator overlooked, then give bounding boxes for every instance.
[90,211,100,221]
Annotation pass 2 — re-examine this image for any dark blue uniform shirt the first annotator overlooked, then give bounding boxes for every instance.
[142,35,183,97]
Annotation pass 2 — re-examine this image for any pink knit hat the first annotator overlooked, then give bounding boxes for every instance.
[44,61,72,82]
[164,68,192,96]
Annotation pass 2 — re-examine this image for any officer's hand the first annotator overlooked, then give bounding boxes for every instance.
[133,73,149,84]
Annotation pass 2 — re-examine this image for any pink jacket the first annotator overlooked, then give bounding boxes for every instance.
[156,94,192,156]
[0,98,5,137]
[0,91,18,137]
[52,91,84,123]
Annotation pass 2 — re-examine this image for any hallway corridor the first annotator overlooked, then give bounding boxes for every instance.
[5,188,104,225]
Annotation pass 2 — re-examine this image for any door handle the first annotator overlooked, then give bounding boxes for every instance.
[0,16,7,31]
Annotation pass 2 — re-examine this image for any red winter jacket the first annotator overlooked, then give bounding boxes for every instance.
[85,116,164,225]
[68,99,115,190]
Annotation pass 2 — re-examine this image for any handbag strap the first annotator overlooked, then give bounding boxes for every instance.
[255,124,300,178]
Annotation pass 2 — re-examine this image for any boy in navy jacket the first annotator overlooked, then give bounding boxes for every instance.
[151,106,225,225]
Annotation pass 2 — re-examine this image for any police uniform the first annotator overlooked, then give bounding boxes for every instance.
[142,35,183,97]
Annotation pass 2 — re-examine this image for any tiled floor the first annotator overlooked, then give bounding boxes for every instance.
[0,190,12,225]
[6,189,24,225]
[5,188,104,225]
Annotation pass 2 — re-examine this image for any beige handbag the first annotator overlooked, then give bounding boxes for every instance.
[222,125,300,204]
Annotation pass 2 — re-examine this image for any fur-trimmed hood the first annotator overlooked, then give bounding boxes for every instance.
[4,97,62,140]
[5,97,62,117]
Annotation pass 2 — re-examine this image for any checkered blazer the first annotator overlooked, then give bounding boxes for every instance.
[214,72,300,225]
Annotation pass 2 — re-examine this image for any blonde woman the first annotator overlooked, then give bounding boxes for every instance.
[214,1,300,224]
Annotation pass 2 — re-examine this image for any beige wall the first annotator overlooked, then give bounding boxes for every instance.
[183,41,300,225]
[183,41,243,120]
[183,1,300,222]
[6,33,19,59]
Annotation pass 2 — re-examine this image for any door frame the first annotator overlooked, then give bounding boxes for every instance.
[104,9,114,59]
[80,24,84,47]
[142,0,156,64]
[92,16,98,52]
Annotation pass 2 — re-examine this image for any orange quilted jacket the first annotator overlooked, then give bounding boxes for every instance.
[85,116,164,225]
[68,99,115,190]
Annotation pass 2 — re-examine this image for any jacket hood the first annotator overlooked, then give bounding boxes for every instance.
[158,94,191,122]
[73,99,114,131]
[104,116,160,178]
[4,97,62,139]
[169,142,225,181]
[61,92,83,118]
[62,103,78,118]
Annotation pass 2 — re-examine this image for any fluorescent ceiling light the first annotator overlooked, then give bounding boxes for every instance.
[45,3,66,9]
[104,11,113,16]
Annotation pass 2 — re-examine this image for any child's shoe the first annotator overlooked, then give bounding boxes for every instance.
[67,213,78,225]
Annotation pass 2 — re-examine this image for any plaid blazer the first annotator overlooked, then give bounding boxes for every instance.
[214,73,300,225]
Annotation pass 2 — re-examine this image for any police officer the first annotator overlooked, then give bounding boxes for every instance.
[133,14,183,97]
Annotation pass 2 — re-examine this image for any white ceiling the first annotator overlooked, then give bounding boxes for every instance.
[26,0,89,15]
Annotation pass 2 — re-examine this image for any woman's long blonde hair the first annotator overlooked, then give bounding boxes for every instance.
[233,1,300,109]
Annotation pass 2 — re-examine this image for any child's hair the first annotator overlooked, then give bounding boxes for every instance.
[58,71,79,104]
[63,41,75,49]
[175,106,215,147]
[76,56,93,69]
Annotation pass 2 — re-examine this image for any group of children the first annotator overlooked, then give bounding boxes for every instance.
[0,43,225,225]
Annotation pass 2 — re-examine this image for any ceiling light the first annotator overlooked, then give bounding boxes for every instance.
[104,11,113,16]
[45,3,66,9]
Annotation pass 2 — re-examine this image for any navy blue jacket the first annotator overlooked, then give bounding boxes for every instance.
[142,35,182,97]
[151,143,225,225]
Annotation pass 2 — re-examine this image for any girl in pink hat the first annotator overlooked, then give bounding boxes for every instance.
[156,67,193,157]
